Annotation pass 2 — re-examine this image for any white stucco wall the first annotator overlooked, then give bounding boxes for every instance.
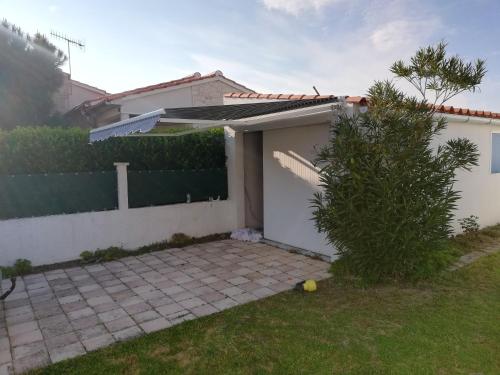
[0,200,236,266]
[435,116,500,231]
[261,116,500,260]
[262,123,334,259]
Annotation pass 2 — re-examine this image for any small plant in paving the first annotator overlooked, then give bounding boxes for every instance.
[312,42,484,282]
[0,258,32,300]
[169,233,193,247]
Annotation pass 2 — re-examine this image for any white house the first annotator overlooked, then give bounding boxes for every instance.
[53,72,108,114]
[3,91,499,265]
[89,92,500,261]
[66,71,254,127]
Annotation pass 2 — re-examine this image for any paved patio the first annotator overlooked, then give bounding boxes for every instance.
[0,240,329,374]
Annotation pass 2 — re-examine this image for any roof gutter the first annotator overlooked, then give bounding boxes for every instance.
[438,113,500,126]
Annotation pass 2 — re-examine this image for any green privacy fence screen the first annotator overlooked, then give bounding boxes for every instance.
[0,171,118,220]
[128,168,228,209]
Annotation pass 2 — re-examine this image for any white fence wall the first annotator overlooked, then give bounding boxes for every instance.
[0,200,236,266]
[0,128,244,267]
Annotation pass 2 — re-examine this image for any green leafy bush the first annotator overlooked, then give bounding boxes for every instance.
[169,233,194,247]
[459,215,480,236]
[80,247,128,263]
[0,258,32,279]
[0,127,225,174]
[312,43,483,282]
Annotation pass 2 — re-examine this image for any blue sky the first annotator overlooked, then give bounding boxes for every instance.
[2,0,499,111]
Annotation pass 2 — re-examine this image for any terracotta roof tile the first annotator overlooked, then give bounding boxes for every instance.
[224,92,500,121]
[87,71,253,106]
[224,92,337,100]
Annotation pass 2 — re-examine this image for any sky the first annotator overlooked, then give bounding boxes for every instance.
[1,0,500,111]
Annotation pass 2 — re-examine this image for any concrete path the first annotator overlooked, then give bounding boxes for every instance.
[0,240,329,374]
[449,241,500,271]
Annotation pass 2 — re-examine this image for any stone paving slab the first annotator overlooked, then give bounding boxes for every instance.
[0,239,330,374]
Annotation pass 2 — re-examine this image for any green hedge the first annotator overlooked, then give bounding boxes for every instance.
[0,127,226,174]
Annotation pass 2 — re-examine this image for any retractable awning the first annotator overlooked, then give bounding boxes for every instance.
[89,98,341,143]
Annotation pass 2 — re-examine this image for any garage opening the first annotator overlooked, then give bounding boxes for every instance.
[243,131,263,229]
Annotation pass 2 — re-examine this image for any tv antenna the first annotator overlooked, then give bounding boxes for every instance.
[50,31,85,77]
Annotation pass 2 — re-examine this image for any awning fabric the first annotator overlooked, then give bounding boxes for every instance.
[88,98,339,143]
[89,109,165,142]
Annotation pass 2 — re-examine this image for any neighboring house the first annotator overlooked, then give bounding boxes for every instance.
[53,72,108,114]
[89,92,500,261]
[65,71,254,128]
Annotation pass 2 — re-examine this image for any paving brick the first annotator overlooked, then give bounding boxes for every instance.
[93,302,120,314]
[191,304,218,317]
[171,291,195,302]
[252,287,275,298]
[232,292,258,304]
[6,311,34,326]
[156,303,184,317]
[7,321,38,337]
[132,310,160,324]
[221,286,244,297]
[87,295,114,307]
[67,307,95,321]
[211,298,238,311]
[148,296,173,308]
[200,291,225,304]
[123,302,151,315]
[179,297,205,310]
[12,341,45,360]
[82,334,115,352]
[48,341,86,363]
[45,332,79,350]
[139,318,171,333]
[113,326,143,342]
[11,330,43,347]
[70,315,100,330]
[0,363,12,375]
[58,294,83,305]
[161,285,185,296]
[98,308,128,323]
[104,317,136,333]
[13,350,49,374]
[0,350,11,366]
[77,325,107,341]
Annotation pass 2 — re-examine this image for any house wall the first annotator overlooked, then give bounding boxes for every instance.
[262,123,334,259]
[53,75,106,114]
[434,116,500,230]
[118,80,248,118]
[260,115,500,260]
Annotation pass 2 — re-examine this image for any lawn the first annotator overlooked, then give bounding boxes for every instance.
[31,249,500,374]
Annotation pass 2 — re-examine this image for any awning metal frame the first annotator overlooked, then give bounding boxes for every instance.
[89,102,343,142]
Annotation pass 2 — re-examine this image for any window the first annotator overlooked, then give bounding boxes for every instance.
[491,133,500,173]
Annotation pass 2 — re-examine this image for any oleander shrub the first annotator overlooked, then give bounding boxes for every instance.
[312,43,483,282]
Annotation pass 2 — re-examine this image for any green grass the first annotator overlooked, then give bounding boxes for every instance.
[32,251,500,375]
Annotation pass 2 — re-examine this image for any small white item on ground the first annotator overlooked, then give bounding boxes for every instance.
[230,228,263,242]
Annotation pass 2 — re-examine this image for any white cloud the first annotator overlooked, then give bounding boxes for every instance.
[261,0,342,16]
[48,5,59,13]
[370,18,441,52]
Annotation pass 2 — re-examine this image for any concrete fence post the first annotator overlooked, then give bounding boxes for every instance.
[114,162,129,210]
